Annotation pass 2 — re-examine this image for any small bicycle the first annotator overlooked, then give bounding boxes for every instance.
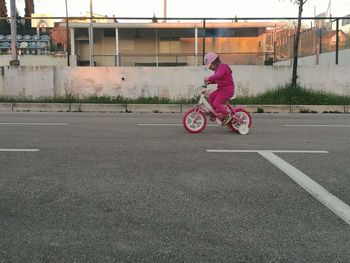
[182,83,252,135]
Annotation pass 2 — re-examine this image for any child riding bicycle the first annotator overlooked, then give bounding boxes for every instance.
[203,52,235,126]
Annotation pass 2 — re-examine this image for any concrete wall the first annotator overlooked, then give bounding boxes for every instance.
[0,55,68,67]
[274,48,350,66]
[2,66,55,97]
[1,65,350,99]
[0,67,3,95]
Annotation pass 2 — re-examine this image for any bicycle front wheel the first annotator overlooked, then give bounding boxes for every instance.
[182,108,207,133]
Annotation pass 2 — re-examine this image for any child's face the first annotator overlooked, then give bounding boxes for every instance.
[209,63,216,71]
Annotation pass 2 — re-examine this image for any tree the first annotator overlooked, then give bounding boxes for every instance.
[24,0,34,33]
[280,0,309,86]
[346,35,350,49]
[51,28,69,50]
[0,0,10,35]
[16,9,25,35]
[290,0,309,87]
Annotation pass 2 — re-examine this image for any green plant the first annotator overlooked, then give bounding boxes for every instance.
[256,107,264,113]
[230,84,350,105]
[1,85,349,106]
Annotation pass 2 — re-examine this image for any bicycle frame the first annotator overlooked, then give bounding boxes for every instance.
[197,90,215,114]
[183,84,252,134]
[197,89,245,116]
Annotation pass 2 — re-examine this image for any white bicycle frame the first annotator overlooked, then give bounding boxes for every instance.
[184,84,251,134]
[197,89,215,113]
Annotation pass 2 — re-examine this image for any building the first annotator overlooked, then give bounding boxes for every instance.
[341,15,350,33]
[274,26,348,63]
[57,18,285,67]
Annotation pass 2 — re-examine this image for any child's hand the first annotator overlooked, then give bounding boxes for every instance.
[201,83,208,88]
[203,76,209,82]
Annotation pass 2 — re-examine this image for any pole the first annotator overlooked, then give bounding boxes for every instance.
[115,28,119,66]
[9,0,19,66]
[155,29,158,67]
[163,0,166,22]
[65,0,70,66]
[202,19,206,65]
[335,18,339,65]
[316,29,319,65]
[195,27,198,66]
[89,0,94,66]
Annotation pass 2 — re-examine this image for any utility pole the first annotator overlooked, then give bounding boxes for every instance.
[9,0,19,66]
[163,0,166,22]
[89,0,94,66]
[65,0,70,66]
[202,19,206,65]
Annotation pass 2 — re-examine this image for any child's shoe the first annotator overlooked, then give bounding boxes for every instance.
[221,114,232,126]
[205,112,216,121]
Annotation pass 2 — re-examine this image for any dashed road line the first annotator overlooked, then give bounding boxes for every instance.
[0,123,69,126]
[0,149,40,152]
[284,125,350,127]
[138,123,217,127]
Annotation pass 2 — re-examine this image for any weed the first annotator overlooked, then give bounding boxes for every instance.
[256,107,264,113]
[1,85,349,105]
[230,84,350,105]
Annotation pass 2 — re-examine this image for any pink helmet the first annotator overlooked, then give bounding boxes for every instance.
[204,52,218,65]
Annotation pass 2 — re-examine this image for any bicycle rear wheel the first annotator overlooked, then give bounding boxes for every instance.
[227,109,251,134]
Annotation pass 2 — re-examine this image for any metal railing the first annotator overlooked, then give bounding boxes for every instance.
[0,15,349,66]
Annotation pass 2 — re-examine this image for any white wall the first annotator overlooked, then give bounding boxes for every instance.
[2,66,54,97]
[298,65,350,95]
[1,65,350,99]
[0,67,3,95]
[0,55,68,67]
[53,66,295,99]
[274,48,350,66]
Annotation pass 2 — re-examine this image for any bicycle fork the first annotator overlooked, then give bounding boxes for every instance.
[189,106,203,125]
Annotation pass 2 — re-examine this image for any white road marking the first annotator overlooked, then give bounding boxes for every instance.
[284,125,350,127]
[207,150,329,153]
[138,124,181,126]
[139,123,217,127]
[0,123,69,125]
[0,149,40,152]
[259,151,350,225]
[207,149,350,225]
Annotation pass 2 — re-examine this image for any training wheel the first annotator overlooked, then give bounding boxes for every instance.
[238,124,249,135]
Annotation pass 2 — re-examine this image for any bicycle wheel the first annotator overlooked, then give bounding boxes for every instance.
[182,108,207,133]
[227,109,252,134]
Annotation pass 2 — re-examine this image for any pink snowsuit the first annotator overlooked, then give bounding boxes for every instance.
[206,63,234,116]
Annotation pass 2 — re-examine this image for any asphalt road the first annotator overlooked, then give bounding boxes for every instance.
[1,112,350,263]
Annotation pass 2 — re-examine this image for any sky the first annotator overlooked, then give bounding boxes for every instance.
[5,0,350,19]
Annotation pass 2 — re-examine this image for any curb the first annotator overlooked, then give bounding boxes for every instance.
[0,103,349,114]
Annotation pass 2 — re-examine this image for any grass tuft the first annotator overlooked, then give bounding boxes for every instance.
[0,85,349,105]
[230,84,350,105]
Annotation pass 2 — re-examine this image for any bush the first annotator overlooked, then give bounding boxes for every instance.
[230,84,350,105]
[1,85,349,105]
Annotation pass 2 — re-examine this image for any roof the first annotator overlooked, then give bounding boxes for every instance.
[57,21,286,29]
